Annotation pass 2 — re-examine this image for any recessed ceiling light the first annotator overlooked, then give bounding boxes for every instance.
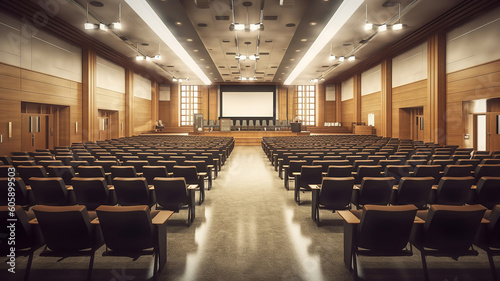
[300,38,307,42]
[193,49,199,52]
[209,72,213,74]
[186,38,193,42]
[205,66,210,68]
[197,23,208,27]
[285,23,296,27]
[175,21,182,26]
[200,58,205,61]
[141,43,149,46]
[296,49,301,52]
[89,1,104,7]
[290,58,295,61]
[309,21,317,26]
[285,66,289,69]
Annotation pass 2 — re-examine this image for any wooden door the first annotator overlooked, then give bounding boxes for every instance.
[487,113,500,152]
[415,115,424,142]
[21,114,48,152]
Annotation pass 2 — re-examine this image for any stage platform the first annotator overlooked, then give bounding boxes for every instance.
[188,131,311,145]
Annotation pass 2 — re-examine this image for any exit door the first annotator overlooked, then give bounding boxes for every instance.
[21,114,48,152]
[415,115,424,142]
[475,113,500,151]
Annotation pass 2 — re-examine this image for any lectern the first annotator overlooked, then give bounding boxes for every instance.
[291,122,301,132]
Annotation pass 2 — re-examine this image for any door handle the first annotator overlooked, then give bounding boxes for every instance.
[31,134,35,147]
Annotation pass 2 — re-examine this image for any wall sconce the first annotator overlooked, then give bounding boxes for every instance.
[75,121,78,134]
[8,122,12,138]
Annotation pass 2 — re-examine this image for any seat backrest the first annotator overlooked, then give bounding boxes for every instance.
[442,164,473,177]
[357,204,418,252]
[422,204,486,251]
[384,165,411,183]
[359,177,395,206]
[436,176,474,205]
[184,160,208,172]
[111,166,137,179]
[46,166,76,185]
[0,205,33,252]
[78,165,105,178]
[125,160,149,173]
[113,177,151,206]
[72,177,111,210]
[476,177,500,209]
[172,165,199,184]
[33,205,96,252]
[379,159,402,170]
[288,160,307,175]
[474,164,500,180]
[357,165,383,179]
[95,205,154,251]
[319,177,354,210]
[0,177,30,206]
[413,165,441,180]
[395,177,434,208]
[153,177,189,210]
[142,166,169,184]
[486,205,500,248]
[29,177,69,206]
[299,165,323,187]
[17,165,47,185]
[326,165,353,177]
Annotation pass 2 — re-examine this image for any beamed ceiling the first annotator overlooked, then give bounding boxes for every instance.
[2,0,499,85]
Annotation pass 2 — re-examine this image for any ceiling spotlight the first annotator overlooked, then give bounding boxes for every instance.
[348,55,355,61]
[145,56,152,61]
[392,23,403,30]
[236,54,247,60]
[154,54,161,60]
[172,78,178,82]
[136,55,145,61]
[110,2,122,29]
[249,54,259,60]
[329,55,336,61]
[249,23,264,31]
[84,23,96,30]
[230,23,245,31]
[364,22,373,30]
[338,56,345,62]
[111,22,122,29]
[378,24,387,32]
[99,23,108,31]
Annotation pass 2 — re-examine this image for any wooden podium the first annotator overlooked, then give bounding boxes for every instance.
[291,122,301,132]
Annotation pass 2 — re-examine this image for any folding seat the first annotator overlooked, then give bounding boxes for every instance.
[413,165,441,184]
[29,177,76,206]
[367,155,386,163]
[0,177,35,209]
[326,165,353,177]
[55,155,74,166]
[354,165,383,185]
[173,166,205,205]
[474,164,500,184]
[430,159,455,172]
[481,159,500,165]
[113,177,156,207]
[388,155,407,164]
[284,160,307,190]
[294,165,323,205]
[378,159,402,170]
[17,165,48,185]
[434,176,474,205]
[355,177,395,208]
[154,177,196,226]
[111,166,138,181]
[77,165,106,179]
[76,155,96,164]
[311,177,354,226]
[339,204,418,280]
[72,177,116,210]
[391,177,434,209]
[184,160,213,190]
[32,205,103,281]
[442,164,473,177]
[95,205,172,278]
[384,165,411,183]
[69,160,89,172]
[46,166,76,185]
[170,155,187,165]
[456,158,481,170]
[406,159,428,173]
[475,205,500,281]
[125,160,149,175]
[411,204,487,281]
[474,177,500,209]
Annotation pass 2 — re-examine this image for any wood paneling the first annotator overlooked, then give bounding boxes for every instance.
[381,60,393,137]
[169,84,179,127]
[446,59,500,147]
[96,87,126,138]
[82,49,97,142]
[361,92,381,135]
[278,86,288,122]
[427,33,447,145]
[208,86,218,122]
[335,84,342,122]
[201,86,209,121]
[159,101,170,125]
[134,97,152,135]
[325,101,336,122]
[392,80,428,140]
[125,70,134,137]
[316,84,325,127]
[0,62,81,155]
[353,74,362,122]
[341,99,354,128]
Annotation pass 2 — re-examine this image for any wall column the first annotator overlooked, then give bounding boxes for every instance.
[381,59,393,138]
[427,33,447,145]
[151,80,159,126]
[125,70,134,137]
[353,74,362,123]
[335,84,342,123]
[82,48,97,142]
[316,83,325,127]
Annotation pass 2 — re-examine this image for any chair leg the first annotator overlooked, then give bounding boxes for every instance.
[487,251,498,281]
[24,251,34,281]
[352,251,359,280]
[420,251,430,281]
[87,251,95,281]
[153,249,159,281]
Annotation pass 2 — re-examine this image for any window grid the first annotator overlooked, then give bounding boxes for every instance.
[180,85,201,126]
[295,85,316,126]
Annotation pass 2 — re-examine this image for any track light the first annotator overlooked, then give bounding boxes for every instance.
[392,23,403,30]
[348,55,355,61]
[136,55,145,61]
[111,22,122,29]
[364,22,373,30]
[235,54,246,60]
[378,24,387,32]
[329,55,336,61]
[99,23,108,31]
[338,56,345,62]
[249,54,259,60]
[84,23,96,30]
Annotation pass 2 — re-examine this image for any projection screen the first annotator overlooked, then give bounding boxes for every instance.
[221,91,274,117]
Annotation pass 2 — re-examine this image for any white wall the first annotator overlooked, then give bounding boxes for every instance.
[361,64,381,96]
[325,85,335,101]
[392,42,427,87]
[96,56,125,93]
[0,12,82,82]
[341,77,353,101]
[159,84,171,101]
[133,73,152,100]
[446,6,500,73]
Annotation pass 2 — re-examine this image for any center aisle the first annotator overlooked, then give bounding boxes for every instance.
[165,146,352,281]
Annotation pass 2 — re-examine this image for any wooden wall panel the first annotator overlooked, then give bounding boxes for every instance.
[325,101,336,122]
[0,62,81,155]
[316,84,325,127]
[361,92,381,135]
[341,99,354,128]
[133,97,152,134]
[169,84,179,127]
[392,80,428,140]
[159,101,170,125]
[201,86,209,121]
[446,59,500,147]
[208,86,218,122]
[278,86,288,122]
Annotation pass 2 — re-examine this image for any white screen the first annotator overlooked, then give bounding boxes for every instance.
[222,92,274,117]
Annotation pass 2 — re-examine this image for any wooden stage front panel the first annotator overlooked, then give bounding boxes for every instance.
[188,131,311,145]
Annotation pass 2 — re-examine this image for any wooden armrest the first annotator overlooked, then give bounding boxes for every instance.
[26,186,32,191]
[198,172,208,177]
[471,185,477,190]
[187,184,198,190]
[148,185,154,190]
[338,211,360,224]
[167,172,174,176]
[393,185,398,190]
[91,218,100,225]
[309,184,321,190]
[353,184,360,190]
[207,165,214,169]
[65,185,73,190]
[29,218,38,224]
[414,217,425,224]
[283,165,289,169]
[108,186,115,190]
[432,185,438,190]
[152,211,174,225]
[482,218,490,224]
[292,172,301,176]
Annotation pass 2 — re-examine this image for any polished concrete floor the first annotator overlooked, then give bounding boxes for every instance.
[1,146,497,281]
